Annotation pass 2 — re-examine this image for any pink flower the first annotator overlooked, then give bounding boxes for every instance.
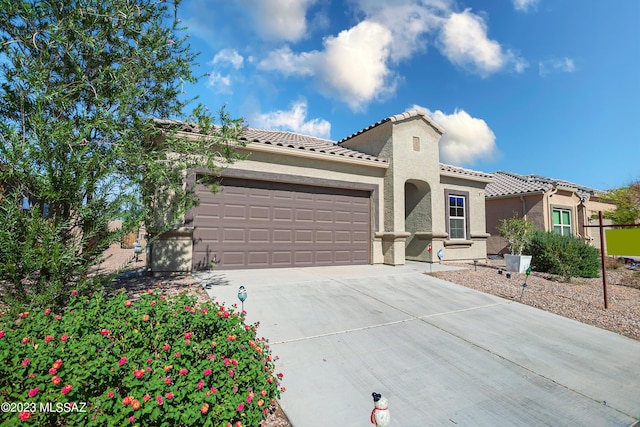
[143,394,150,402]
[184,332,192,339]
[55,315,61,320]
[44,335,53,342]
[203,369,212,376]
[211,386,218,394]
[118,357,128,366]
[52,376,61,385]
[27,387,40,397]
[133,369,145,379]
[228,369,234,377]
[156,395,163,405]
[107,391,114,398]
[60,334,69,342]
[18,412,30,421]
[129,415,135,423]
[22,358,29,366]
[179,368,188,375]
[61,384,72,395]
[21,337,29,344]
[163,377,172,385]
[247,393,254,404]
[49,368,57,375]
[162,343,170,351]
[0,331,4,338]
[174,352,180,357]
[167,39,176,45]
[236,402,244,412]
[165,392,174,399]
[197,380,204,389]
[28,373,34,379]
[71,290,78,295]
[44,308,51,315]
[18,312,29,318]
[100,329,109,336]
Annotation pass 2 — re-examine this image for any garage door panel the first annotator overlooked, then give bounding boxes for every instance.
[192,178,370,270]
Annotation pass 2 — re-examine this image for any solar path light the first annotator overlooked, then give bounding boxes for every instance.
[237,285,247,311]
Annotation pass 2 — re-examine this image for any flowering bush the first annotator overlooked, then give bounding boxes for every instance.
[0,286,283,426]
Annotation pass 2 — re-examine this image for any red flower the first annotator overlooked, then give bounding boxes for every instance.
[122,396,132,405]
[18,312,29,318]
[61,384,72,395]
[60,334,69,342]
[44,335,53,342]
[70,290,78,295]
[49,368,57,375]
[184,332,192,339]
[44,308,51,315]
[203,369,212,376]
[0,331,4,338]
[18,412,30,421]
[165,392,174,399]
[27,387,40,397]
[125,300,132,307]
[131,399,141,410]
[52,359,62,369]
[133,369,145,379]
[179,368,188,375]
[156,395,163,405]
[118,357,128,366]
[143,394,150,402]
[55,315,61,320]
[28,373,34,379]
[162,343,170,351]
[52,376,61,385]
[163,377,172,385]
[174,352,181,357]
[22,358,29,366]
[147,358,153,364]
[200,403,209,414]
[21,337,29,344]
[107,391,114,398]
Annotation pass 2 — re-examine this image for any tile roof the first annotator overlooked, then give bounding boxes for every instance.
[440,164,494,181]
[485,171,602,199]
[239,128,387,164]
[338,109,444,143]
[154,119,387,164]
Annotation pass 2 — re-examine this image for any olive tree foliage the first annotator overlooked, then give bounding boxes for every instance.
[0,0,246,311]
[599,180,640,225]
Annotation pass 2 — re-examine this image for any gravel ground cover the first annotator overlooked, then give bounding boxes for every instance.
[429,260,640,342]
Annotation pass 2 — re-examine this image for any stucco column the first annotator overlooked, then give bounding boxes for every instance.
[376,232,411,265]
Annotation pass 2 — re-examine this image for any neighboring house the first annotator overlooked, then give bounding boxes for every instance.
[149,110,494,272]
[485,171,615,255]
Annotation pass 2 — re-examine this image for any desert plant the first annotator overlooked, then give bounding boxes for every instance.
[0,287,283,426]
[527,230,600,280]
[497,213,534,255]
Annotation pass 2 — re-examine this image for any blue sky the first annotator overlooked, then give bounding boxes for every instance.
[176,0,639,191]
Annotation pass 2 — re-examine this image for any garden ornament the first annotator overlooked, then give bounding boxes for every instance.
[370,392,390,426]
[237,286,247,311]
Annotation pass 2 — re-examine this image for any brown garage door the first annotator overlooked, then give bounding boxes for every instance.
[191,178,370,270]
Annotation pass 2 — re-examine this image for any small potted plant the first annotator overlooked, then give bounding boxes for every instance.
[498,212,534,273]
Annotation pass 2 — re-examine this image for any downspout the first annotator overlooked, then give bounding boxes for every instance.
[546,187,558,231]
[520,196,527,220]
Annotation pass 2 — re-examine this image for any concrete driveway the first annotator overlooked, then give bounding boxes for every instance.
[195,262,640,427]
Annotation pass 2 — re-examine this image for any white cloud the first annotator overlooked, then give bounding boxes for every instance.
[211,49,244,69]
[538,57,576,76]
[252,100,331,139]
[239,0,316,42]
[258,21,395,111]
[414,105,497,165]
[205,72,233,94]
[438,9,527,76]
[512,0,539,13]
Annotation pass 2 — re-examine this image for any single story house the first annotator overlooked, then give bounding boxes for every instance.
[484,171,615,255]
[149,110,494,272]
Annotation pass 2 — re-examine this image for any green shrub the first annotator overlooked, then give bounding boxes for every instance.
[0,287,283,426]
[527,230,600,280]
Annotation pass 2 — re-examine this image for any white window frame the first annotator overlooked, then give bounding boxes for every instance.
[447,193,467,240]
[552,207,572,236]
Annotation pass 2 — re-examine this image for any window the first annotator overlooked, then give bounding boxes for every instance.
[552,208,571,236]
[448,194,466,239]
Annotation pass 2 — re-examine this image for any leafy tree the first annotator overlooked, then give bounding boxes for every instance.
[0,0,246,311]
[599,180,640,224]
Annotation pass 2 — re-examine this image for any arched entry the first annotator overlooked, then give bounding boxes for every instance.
[405,180,432,260]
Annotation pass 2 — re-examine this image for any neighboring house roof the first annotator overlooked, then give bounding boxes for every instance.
[485,171,602,200]
[338,109,445,143]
